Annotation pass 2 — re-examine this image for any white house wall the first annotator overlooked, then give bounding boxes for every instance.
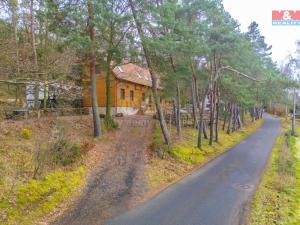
[89,107,139,116]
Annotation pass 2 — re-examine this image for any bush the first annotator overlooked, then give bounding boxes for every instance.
[32,143,52,179]
[52,139,82,166]
[21,128,32,139]
[104,116,118,130]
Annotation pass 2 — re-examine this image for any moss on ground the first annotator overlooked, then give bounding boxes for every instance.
[0,167,85,225]
[146,118,264,192]
[0,118,95,225]
[248,126,300,225]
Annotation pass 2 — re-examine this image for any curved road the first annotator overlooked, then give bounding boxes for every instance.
[104,115,280,225]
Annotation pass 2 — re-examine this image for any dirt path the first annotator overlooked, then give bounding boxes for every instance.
[51,115,154,225]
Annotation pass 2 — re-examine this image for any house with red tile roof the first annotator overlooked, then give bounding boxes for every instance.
[82,63,163,115]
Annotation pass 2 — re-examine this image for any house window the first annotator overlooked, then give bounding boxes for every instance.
[130,90,134,101]
[95,65,101,74]
[142,93,146,101]
[120,88,125,99]
[135,84,142,90]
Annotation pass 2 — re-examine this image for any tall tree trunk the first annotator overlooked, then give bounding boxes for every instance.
[237,107,242,129]
[170,56,181,137]
[241,108,245,124]
[203,120,208,139]
[129,0,171,144]
[191,79,197,128]
[197,115,204,150]
[214,85,219,142]
[105,26,114,119]
[194,76,208,139]
[255,107,259,120]
[292,88,296,135]
[209,54,217,145]
[176,81,181,137]
[227,104,233,134]
[39,0,48,111]
[222,102,228,131]
[232,105,236,132]
[30,0,39,111]
[190,61,199,128]
[209,87,214,146]
[88,0,101,138]
[260,107,264,118]
[232,106,236,132]
[172,99,177,126]
[222,112,227,131]
[251,107,255,122]
[105,55,112,118]
[10,0,20,106]
[43,82,47,110]
[197,88,209,150]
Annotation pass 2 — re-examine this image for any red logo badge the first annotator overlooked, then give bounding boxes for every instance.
[272,10,300,25]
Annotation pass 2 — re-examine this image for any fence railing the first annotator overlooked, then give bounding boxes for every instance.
[0,107,91,121]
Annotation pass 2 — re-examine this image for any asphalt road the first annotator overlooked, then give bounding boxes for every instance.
[104,115,280,225]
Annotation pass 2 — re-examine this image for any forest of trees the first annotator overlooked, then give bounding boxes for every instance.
[0,0,296,148]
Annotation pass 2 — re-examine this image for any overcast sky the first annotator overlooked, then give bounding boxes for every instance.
[223,0,300,64]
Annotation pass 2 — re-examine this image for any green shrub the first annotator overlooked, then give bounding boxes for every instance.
[103,116,118,130]
[52,139,81,166]
[21,128,32,139]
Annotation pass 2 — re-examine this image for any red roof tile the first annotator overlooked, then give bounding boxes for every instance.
[112,63,159,88]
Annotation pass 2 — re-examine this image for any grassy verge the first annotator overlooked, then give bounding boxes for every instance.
[0,167,85,225]
[248,123,300,225]
[146,118,264,195]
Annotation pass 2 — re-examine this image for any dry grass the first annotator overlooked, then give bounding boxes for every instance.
[0,116,96,225]
[248,118,300,225]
